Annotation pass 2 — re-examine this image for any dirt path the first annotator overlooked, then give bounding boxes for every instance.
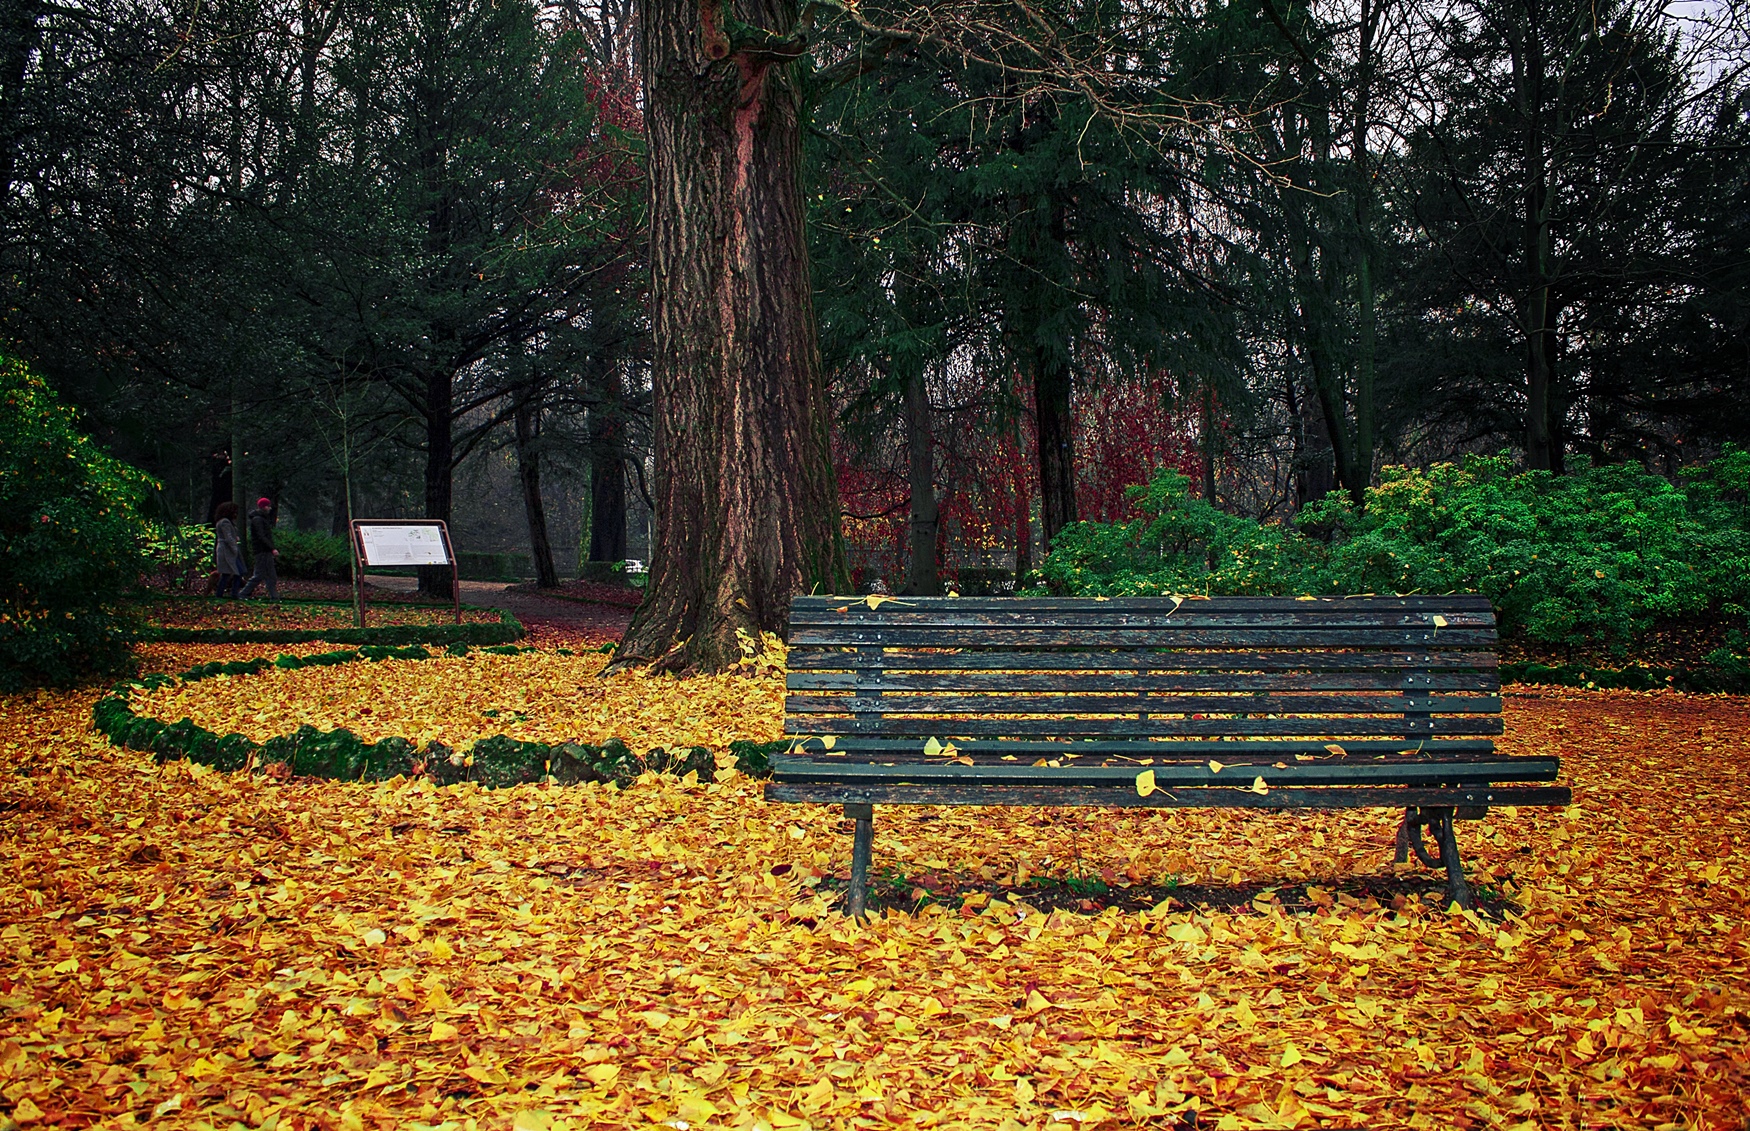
[364,576,632,647]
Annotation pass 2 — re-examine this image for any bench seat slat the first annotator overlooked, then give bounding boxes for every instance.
[786,649,1499,672]
[790,627,1496,648]
[769,756,1560,786]
[788,672,1501,692]
[789,737,1500,757]
[791,610,1498,630]
[791,596,1496,614]
[766,782,1572,810]
[786,693,1504,715]
[794,715,1504,738]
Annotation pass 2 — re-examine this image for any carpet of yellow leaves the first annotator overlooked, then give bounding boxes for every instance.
[144,604,502,632]
[0,645,1746,1131]
[126,649,786,754]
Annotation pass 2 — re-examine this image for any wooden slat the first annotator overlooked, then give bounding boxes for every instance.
[792,595,1496,614]
[789,627,1495,648]
[793,715,1504,738]
[788,671,1502,692]
[769,756,1561,786]
[783,738,1500,758]
[765,782,1572,810]
[785,649,1501,673]
[784,693,1503,716]
[791,609,1496,630]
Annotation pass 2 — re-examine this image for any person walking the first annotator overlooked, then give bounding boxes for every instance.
[240,497,280,601]
[213,502,244,597]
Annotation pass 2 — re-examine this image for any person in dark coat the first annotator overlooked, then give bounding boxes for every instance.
[240,497,280,601]
[213,501,244,597]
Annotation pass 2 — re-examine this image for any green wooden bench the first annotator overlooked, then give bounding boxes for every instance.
[767,594,1570,915]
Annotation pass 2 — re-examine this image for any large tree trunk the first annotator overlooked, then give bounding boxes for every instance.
[615,0,847,673]
[587,375,629,563]
[1034,350,1076,553]
[1516,0,1560,473]
[587,450,628,564]
[900,361,939,595]
[515,395,559,588]
[1349,0,1380,499]
[1012,423,1032,588]
[419,367,453,595]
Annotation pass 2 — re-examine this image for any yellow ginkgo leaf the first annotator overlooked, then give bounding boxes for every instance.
[1207,760,1224,774]
[1135,769,1157,797]
[1251,776,1269,795]
[821,735,836,750]
[924,736,943,757]
[1432,614,1448,628]
[1325,743,1347,757]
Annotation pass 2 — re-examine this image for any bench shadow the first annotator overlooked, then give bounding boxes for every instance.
[813,868,1522,920]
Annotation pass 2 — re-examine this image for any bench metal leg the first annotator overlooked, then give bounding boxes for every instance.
[845,803,873,919]
[1431,809,1475,910]
[1396,806,1475,911]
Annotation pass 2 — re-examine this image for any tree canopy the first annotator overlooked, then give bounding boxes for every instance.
[3,0,1745,670]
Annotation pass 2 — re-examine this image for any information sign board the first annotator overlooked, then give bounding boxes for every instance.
[357,523,451,566]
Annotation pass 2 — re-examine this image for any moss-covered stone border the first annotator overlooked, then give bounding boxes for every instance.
[91,643,783,788]
[131,597,525,646]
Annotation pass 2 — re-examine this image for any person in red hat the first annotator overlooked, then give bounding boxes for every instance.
[240,497,280,601]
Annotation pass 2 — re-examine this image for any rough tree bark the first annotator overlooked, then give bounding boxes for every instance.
[614,0,848,673]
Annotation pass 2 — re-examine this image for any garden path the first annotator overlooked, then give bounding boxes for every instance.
[363,577,631,648]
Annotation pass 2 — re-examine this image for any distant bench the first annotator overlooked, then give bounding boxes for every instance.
[766,595,1571,914]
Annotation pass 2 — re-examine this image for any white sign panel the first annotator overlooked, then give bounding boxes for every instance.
[357,524,450,566]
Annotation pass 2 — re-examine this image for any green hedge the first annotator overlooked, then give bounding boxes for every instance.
[91,643,784,787]
[275,528,353,581]
[1036,450,1750,648]
[1501,646,1750,694]
[137,603,524,646]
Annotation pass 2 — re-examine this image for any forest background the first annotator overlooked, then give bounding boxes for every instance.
[3,0,1749,661]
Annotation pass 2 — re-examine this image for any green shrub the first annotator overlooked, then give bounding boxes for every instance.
[0,353,156,690]
[1307,453,1750,645]
[141,522,214,590]
[276,527,352,581]
[1035,450,1750,647]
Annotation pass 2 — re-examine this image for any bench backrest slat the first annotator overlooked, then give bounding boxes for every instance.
[784,595,1501,761]
[787,649,1499,672]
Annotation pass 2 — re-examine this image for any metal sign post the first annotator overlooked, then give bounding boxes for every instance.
[350,520,461,626]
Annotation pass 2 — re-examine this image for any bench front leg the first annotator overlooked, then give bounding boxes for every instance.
[1395,806,1476,911]
[1430,809,1476,911]
[845,802,874,918]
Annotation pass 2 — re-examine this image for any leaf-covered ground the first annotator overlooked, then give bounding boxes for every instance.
[123,649,785,755]
[1,643,1746,1130]
[139,602,504,633]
